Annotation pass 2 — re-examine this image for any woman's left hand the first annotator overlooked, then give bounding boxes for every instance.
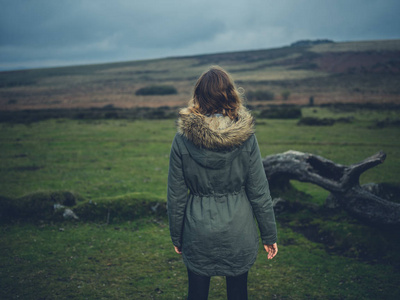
[174,246,182,254]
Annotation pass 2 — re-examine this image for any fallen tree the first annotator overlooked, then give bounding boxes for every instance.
[263,150,400,226]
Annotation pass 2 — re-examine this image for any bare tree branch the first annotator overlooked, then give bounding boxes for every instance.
[263,151,399,226]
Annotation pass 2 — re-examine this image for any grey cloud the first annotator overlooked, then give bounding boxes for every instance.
[1,0,225,49]
[1,0,399,70]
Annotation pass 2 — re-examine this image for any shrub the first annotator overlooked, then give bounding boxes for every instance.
[259,107,302,119]
[281,90,291,100]
[371,118,400,129]
[297,117,335,126]
[135,85,177,96]
[246,90,275,101]
[336,117,354,123]
[104,111,120,119]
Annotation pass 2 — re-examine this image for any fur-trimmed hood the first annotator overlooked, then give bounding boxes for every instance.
[177,106,255,151]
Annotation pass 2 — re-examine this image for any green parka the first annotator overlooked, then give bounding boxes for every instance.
[167,107,277,277]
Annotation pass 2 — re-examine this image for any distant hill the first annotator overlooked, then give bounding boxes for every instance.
[1,39,399,110]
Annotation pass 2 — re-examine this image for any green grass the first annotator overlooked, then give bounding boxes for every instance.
[0,119,175,199]
[1,107,398,200]
[0,219,185,299]
[1,220,399,299]
[1,107,400,299]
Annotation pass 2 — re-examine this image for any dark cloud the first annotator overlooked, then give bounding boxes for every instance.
[1,0,399,70]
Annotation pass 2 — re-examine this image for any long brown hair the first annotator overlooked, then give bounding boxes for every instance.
[186,66,243,120]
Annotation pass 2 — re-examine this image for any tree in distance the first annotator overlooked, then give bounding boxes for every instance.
[135,85,178,96]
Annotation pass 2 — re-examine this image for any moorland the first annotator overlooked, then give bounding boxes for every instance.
[1,39,400,299]
[1,39,400,111]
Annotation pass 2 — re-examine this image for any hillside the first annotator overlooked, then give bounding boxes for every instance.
[0,39,399,111]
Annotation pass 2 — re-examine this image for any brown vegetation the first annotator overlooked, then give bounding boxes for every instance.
[0,39,399,111]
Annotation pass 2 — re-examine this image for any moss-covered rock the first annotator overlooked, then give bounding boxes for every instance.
[74,193,166,223]
[0,191,166,223]
[0,191,83,222]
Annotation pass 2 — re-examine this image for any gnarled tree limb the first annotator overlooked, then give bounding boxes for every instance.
[263,151,400,226]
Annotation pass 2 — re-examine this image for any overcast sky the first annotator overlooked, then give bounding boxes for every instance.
[1,0,399,71]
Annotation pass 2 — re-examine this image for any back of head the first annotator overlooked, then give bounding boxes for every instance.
[189,66,243,120]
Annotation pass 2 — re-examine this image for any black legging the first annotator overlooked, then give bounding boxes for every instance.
[187,268,248,300]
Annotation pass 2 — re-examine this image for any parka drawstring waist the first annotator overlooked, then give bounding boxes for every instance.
[189,186,246,198]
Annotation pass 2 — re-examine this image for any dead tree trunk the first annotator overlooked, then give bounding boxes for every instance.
[263,150,400,226]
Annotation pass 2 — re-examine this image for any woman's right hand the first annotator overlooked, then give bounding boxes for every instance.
[264,243,278,259]
[174,245,182,254]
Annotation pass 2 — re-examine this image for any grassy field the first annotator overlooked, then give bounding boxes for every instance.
[1,107,398,200]
[1,107,400,299]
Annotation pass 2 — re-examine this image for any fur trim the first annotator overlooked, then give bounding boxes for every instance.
[177,107,255,150]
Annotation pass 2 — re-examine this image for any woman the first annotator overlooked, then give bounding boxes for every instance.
[167,66,278,300]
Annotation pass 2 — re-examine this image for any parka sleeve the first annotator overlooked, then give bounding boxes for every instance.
[167,134,188,248]
[245,135,277,245]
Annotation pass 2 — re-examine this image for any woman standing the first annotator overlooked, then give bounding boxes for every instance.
[167,66,278,300]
